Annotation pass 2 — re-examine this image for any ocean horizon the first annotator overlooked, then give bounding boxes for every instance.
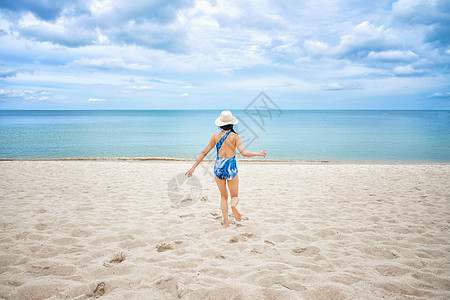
[1,109,449,162]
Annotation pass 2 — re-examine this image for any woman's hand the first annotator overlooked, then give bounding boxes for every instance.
[259,150,267,158]
[185,167,195,177]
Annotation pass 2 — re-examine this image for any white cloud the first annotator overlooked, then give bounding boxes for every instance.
[336,21,399,57]
[0,69,17,78]
[88,97,105,102]
[88,0,114,17]
[367,50,418,62]
[303,40,329,57]
[0,15,12,34]
[180,93,189,97]
[0,89,49,101]
[393,65,424,76]
[18,13,97,47]
[320,82,362,91]
[213,74,313,91]
[392,0,450,48]
[427,92,450,98]
[73,57,151,71]
[174,0,274,72]
[95,28,110,44]
[322,82,343,90]
[127,85,153,90]
[392,0,439,24]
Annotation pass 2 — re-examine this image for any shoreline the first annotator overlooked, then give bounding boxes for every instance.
[0,157,449,165]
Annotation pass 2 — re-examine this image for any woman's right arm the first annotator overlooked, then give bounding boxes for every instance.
[236,135,266,158]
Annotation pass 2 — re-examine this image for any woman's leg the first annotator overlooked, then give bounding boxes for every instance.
[215,176,229,227]
[227,174,241,221]
[227,173,239,206]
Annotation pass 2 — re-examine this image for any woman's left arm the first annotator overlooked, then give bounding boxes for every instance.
[185,135,216,177]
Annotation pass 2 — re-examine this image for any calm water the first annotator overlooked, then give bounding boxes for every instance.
[0,110,449,162]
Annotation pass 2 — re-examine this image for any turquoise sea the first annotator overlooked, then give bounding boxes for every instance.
[0,110,449,162]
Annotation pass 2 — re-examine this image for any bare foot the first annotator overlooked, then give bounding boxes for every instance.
[231,206,241,221]
[222,221,229,228]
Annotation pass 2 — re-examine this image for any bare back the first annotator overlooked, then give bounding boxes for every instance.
[213,131,238,158]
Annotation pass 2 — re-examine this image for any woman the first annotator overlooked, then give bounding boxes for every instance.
[186,110,266,228]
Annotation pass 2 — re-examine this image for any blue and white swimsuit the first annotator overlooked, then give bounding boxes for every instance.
[214,130,238,180]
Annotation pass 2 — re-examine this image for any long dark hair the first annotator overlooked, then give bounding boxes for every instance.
[220,124,237,134]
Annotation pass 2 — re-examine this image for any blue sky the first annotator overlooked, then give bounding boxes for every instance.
[0,0,449,109]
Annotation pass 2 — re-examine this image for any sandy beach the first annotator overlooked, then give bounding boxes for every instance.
[0,160,449,299]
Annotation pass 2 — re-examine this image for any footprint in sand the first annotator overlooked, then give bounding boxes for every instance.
[179,214,195,219]
[155,276,185,298]
[292,246,320,256]
[109,252,126,264]
[209,212,221,221]
[88,282,106,297]
[34,223,48,231]
[229,236,239,243]
[251,249,262,254]
[229,233,255,243]
[103,252,126,267]
[156,243,173,252]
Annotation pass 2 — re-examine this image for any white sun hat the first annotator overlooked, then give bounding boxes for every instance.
[215,110,239,126]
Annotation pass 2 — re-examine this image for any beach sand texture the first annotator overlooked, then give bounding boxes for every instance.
[0,161,449,299]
